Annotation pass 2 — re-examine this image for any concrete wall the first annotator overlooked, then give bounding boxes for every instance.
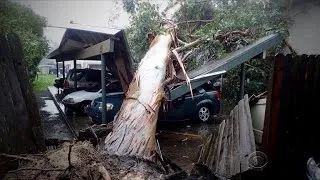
[288,0,320,54]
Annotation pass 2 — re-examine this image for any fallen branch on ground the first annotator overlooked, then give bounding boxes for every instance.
[8,168,65,173]
[68,142,74,169]
[0,153,36,162]
[89,126,99,145]
[98,165,112,180]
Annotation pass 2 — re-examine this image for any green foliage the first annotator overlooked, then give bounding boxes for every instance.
[125,2,163,62]
[122,0,138,14]
[0,0,49,80]
[123,0,290,107]
[32,74,56,91]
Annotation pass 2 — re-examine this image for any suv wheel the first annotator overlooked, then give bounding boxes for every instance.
[197,105,211,122]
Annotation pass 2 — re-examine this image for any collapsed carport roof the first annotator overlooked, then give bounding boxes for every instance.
[47,24,132,62]
[170,33,284,100]
[46,24,134,92]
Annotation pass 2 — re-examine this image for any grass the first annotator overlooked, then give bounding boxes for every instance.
[32,74,57,91]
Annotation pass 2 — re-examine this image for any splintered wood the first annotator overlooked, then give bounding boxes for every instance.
[200,94,256,178]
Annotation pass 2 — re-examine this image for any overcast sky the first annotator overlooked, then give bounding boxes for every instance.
[16,0,130,50]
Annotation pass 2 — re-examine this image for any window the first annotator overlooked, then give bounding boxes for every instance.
[86,70,101,82]
[185,88,199,97]
[69,70,85,81]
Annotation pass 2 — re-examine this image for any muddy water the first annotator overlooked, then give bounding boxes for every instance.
[157,119,223,172]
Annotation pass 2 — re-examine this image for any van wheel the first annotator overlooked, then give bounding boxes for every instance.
[197,105,211,123]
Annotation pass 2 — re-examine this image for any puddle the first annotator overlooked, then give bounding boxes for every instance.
[41,100,59,116]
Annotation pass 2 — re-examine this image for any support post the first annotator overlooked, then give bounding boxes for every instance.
[74,59,77,90]
[62,60,65,79]
[56,60,59,78]
[239,63,245,100]
[101,54,107,124]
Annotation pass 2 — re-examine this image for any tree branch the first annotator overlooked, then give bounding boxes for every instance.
[176,19,214,25]
[0,153,36,162]
[177,38,188,46]
[182,50,193,62]
[214,29,251,42]
[8,168,65,173]
[68,143,74,169]
[174,39,203,52]
[172,50,193,98]
[284,39,297,55]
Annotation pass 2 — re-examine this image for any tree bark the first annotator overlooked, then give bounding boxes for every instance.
[0,33,45,155]
[104,34,172,160]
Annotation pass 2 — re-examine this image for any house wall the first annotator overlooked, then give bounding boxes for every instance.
[288,0,320,54]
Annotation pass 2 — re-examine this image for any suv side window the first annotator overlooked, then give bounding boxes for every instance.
[86,70,101,82]
[70,70,85,81]
[185,89,199,97]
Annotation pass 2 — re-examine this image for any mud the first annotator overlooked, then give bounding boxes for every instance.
[2,141,167,180]
[157,116,227,172]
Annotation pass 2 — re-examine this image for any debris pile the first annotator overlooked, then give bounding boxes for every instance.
[198,94,256,178]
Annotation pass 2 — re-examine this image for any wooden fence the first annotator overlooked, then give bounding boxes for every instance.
[198,94,256,178]
[263,54,320,179]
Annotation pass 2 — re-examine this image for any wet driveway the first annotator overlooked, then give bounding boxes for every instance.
[35,90,73,141]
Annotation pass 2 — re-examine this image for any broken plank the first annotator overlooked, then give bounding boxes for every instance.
[216,118,229,177]
[226,109,234,178]
[212,120,226,172]
[233,105,240,174]
[238,98,250,171]
[205,131,217,166]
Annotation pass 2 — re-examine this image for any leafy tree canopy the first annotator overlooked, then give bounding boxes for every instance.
[0,0,49,80]
[122,0,290,106]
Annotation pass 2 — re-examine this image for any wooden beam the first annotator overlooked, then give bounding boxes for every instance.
[75,39,114,60]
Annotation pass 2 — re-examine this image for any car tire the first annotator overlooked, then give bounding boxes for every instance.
[196,104,212,123]
[75,107,85,116]
[65,107,73,116]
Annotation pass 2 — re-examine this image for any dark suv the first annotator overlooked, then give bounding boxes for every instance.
[161,86,220,122]
[86,82,221,124]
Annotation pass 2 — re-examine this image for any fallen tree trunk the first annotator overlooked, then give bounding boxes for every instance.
[104,34,173,160]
